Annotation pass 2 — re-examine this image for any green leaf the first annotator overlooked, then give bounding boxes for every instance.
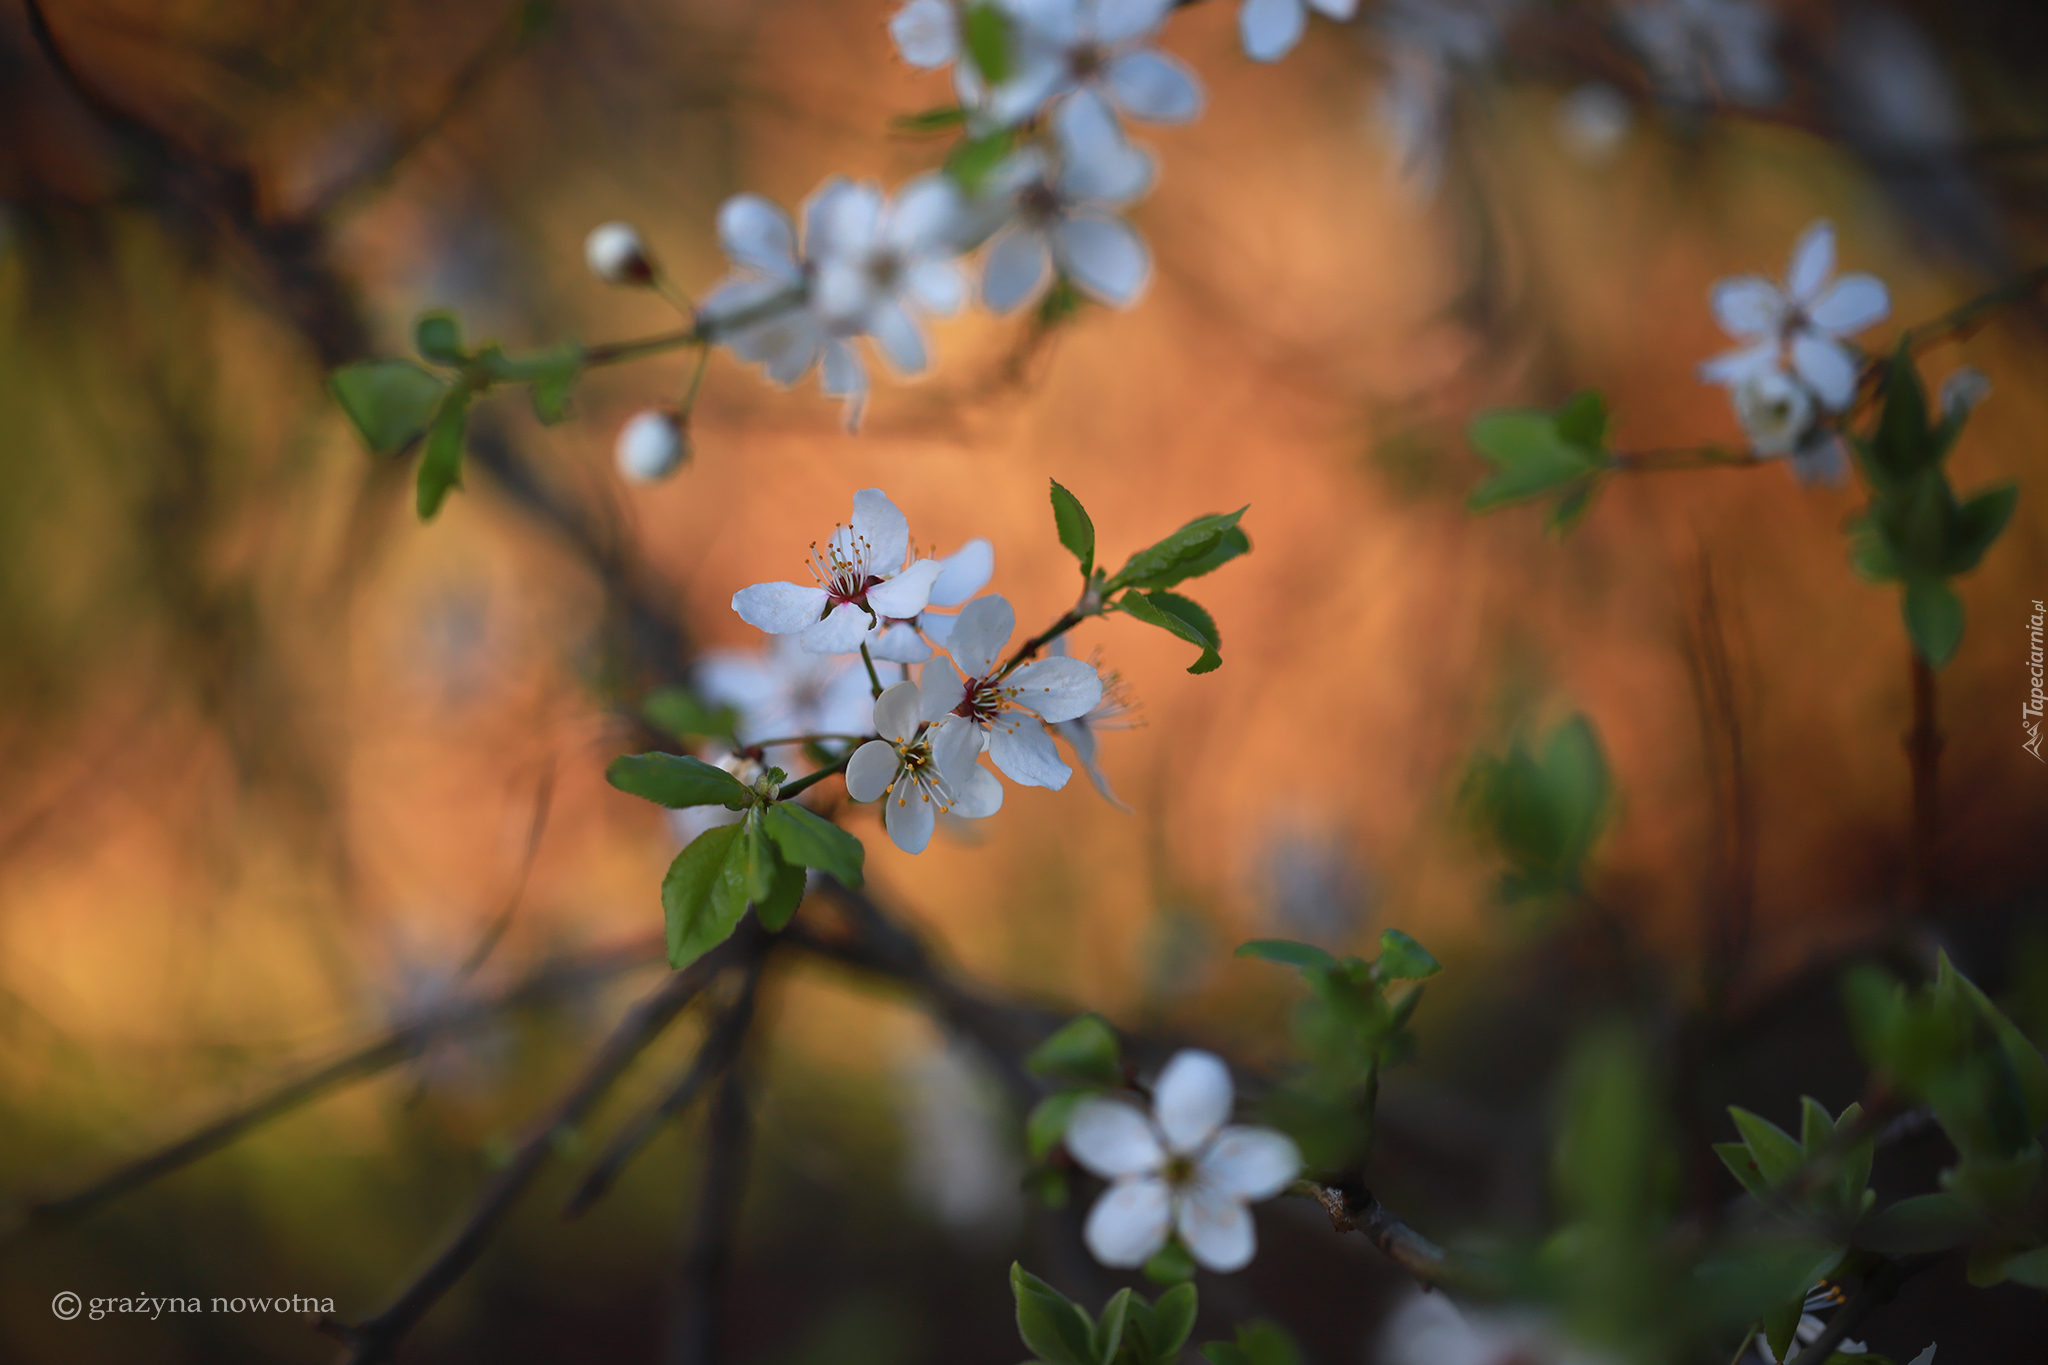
[1999,1245,2048,1289]
[1945,483,2018,575]
[1873,342,1932,480]
[607,752,751,809]
[737,812,778,903]
[1547,480,1601,536]
[891,105,969,135]
[1119,590,1221,674]
[1050,479,1096,578]
[1235,939,1339,974]
[524,342,585,425]
[1716,1141,1770,1198]
[1903,578,1964,668]
[1375,928,1441,981]
[661,824,747,969]
[763,802,865,887]
[1553,390,1610,452]
[963,2,1013,83]
[945,127,1016,193]
[1026,1091,1088,1161]
[1149,1284,1198,1364]
[1201,1323,1299,1365]
[1466,409,1605,512]
[415,387,472,521]
[414,311,465,363]
[1162,525,1251,583]
[1092,1289,1131,1365]
[1012,1264,1095,1365]
[753,854,807,932]
[1947,959,2048,1134]
[1762,1296,1803,1365]
[642,687,740,741]
[1857,1191,1981,1253]
[1728,1107,1805,1187]
[1799,1096,1834,1155]
[1109,508,1248,592]
[1027,1014,1123,1088]
[330,359,449,455]
[1142,1240,1196,1286]
[1847,513,1902,583]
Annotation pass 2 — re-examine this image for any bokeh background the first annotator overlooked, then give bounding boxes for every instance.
[2,0,2047,1361]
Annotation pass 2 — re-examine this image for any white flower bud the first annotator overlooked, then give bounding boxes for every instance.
[584,221,654,286]
[1733,367,1816,457]
[614,408,689,482]
[1938,367,1990,423]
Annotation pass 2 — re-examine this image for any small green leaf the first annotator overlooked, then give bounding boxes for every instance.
[1727,1107,1804,1187]
[1874,342,1933,479]
[1235,939,1339,973]
[1119,590,1221,674]
[1945,483,2018,575]
[1201,1323,1299,1365]
[414,311,465,363]
[1847,514,1903,583]
[1050,479,1096,578]
[1903,578,1964,668]
[1546,480,1601,536]
[763,802,865,887]
[415,387,471,521]
[1999,1245,2048,1289]
[945,127,1016,193]
[331,359,449,455]
[1715,1141,1770,1198]
[1466,409,1605,512]
[1858,1191,1981,1253]
[1012,1264,1095,1365]
[1149,1284,1198,1364]
[1799,1096,1834,1155]
[1027,1014,1123,1088]
[1109,508,1248,592]
[607,752,751,809]
[1374,928,1441,981]
[737,812,778,903]
[1553,390,1610,452]
[642,687,740,741]
[1142,1240,1195,1286]
[1026,1091,1088,1161]
[1762,1296,1803,1365]
[753,854,807,932]
[525,343,585,425]
[891,105,970,135]
[1092,1288,1132,1365]
[661,824,747,969]
[964,2,1014,83]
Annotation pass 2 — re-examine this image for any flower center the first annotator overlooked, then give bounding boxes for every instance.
[1070,43,1105,79]
[808,527,884,610]
[1162,1153,1197,1186]
[866,251,904,293]
[1018,181,1061,224]
[953,676,1007,725]
[895,737,953,810]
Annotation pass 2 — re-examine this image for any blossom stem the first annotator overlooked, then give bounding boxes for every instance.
[859,643,885,698]
[776,750,854,802]
[1611,444,1756,472]
[742,734,872,749]
[580,285,809,368]
[995,606,1095,680]
[1898,261,2048,357]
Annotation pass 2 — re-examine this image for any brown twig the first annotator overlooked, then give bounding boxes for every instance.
[1296,1181,1451,1286]
[663,1059,756,1365]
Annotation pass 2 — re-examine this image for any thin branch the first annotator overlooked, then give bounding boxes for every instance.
[324,933,752,1365]
[1295,1181,1451,1287]
[663,1058,756,1365]
[8,934,661,1238]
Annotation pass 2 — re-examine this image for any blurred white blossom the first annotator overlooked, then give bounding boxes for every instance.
[694,635,875,753]
[584,221,653,285]
[1238,0,1358,63]
[979,96,1156,311]
[1618,0,1783,108]
[894,1037,1022,1236]
[1372,0,1514,193]
[919,0,1203,129]
[1375,1289,1622,1365]
[613,408,688,482]
[1556,83,1633,164]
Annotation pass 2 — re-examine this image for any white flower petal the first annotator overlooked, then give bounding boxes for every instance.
[919,666,966,723]
[890,174,968,254]
[813,179,884,261]
[1199,1126,1301,1200]
[883,777,939,853]
[1786,219,1836,303]
[891,0,961,69]
[1176,1184,1255,1272]
[982,227,1052,314]
[1709,275,1786,339]
[868,621,935,663]
[733,581,829,635]
[990,715,1073,789]
[1789,431,1850,487]
[820,339,869,431]
[921,610,960,648]
[1698,340,1780,386]
[929,714,986,789]
[1806,273,1890,335]
[846,741,901,802]
[947,594,1015,678]
[849,489,911,570]
[871,678,926,743]
[1052,214,1150,307]
[1790,331,1860,410]
[929,539,995,606]
[1084,1177,1173,1269]
[1053,89,1154,202]
[717,195,798,278]
[1153,1050,1233,1155]
[1307,0,1357,16]
[951,763,1005,818]
[1904,1346,1935,1365]
[1066,1097,1166,1177]
[906,259,966,316]
[868,301,930,375]
[866,559,944,619]
[1094,0,1175,46]
[1939,367,1990,422]
[1104,49,1203,123]
[1003,655,1104,723]
[1240,0,1306,62]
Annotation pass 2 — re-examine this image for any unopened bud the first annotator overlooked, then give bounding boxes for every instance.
[584,221,655,286]
[615,408,689,482]
[1939,367,1990,424]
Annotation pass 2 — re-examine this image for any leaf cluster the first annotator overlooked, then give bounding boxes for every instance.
[1846,346,2017,667]
[1011,1264,1196,1365]
[330,310,585,521]
[1461,714,1611,904]
[1466,391,1612,534]
[606,753,863,969]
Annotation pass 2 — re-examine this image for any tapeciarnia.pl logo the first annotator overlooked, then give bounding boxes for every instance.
[2026,599,2045,762]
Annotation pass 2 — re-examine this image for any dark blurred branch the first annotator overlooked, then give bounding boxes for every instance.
[324,932,751,1365]
[663,1058,755,1365]
[564,944,768,1218]
[1682,552,1756,1006]
[8,934,662,1238]
[1296,1181,1451,1287]
[1904,651,1943,915]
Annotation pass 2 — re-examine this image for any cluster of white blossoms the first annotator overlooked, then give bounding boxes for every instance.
[1064,1049,1302,1272]
[1699,220,1891,484]
[727,489,1111,854]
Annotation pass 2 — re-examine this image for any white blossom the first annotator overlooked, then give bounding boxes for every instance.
[919,595,1103,789]
[1047,639,1137,808]
[1754,1315,1866,1363]
[732,489,946,654]
[584,221,653,285]
[1555,83,1633,164]
[910,0,1203,130]
[1371,0,1512,193]
[979,95,1154,312]
[694,635,875,752]
[890,0,960,68]
[869,537,995,664]
[1700,219,1891,412]
[1618,0,1783,108]
[1939,367,1990,423]
[845,679,1003,854]
[614,408,688,482]
[1238,0,1358,63]
[1066,1050,1299,1271]
[1374,1289,1621,1365]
